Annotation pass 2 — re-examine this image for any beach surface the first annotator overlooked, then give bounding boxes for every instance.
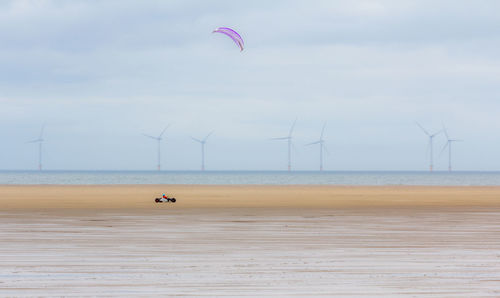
[1,185,500,296]
[2,184,500,210]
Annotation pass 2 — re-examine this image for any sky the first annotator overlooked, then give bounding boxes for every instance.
[0,0,499,171]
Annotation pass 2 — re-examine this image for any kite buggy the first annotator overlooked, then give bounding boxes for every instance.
[155,193,176,203]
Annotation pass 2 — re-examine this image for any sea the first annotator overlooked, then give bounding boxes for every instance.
[1,170,500,186]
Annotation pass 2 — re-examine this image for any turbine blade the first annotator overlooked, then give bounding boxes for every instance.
[27,139,41,143]
[288,118,297,137]
[158,124,171,138]
[415,122,430,136]
[323,144,330,155]
[320,122,326,140]
[439,141,449,156]
[270,137,289,141]
[142,133,158,140]
[305,141,321,146]
[191,137,202,143]
[203,131,214,142]
[441,122,449,140]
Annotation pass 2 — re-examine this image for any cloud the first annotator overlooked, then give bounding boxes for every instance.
[0,0,499,170]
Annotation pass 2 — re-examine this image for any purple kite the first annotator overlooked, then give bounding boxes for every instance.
[212,27,244,51]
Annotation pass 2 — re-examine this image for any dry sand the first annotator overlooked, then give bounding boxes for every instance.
[2,184,500,210]
[1,185,500,296]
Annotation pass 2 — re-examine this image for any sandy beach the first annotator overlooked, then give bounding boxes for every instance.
[1,185,500,296]
[2,184,500,210]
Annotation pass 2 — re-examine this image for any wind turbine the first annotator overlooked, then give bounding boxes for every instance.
[142,124,170,171]
[191,131,213,171]
[416,122,441,172]
[306,122,328,171]
[271,119,297,172]
[441,124,462,172]
[27,124,45,171]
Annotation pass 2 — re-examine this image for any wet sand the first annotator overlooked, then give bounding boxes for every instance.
[1,185,499,296]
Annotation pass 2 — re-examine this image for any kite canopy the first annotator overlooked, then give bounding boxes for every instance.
[212,27,244,51]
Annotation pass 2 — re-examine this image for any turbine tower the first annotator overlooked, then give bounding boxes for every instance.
[27,124,45,171]
[441,124,462,172]
[191,131,213,171]
[271,119,296,172]
[142,124,170,171]
[416,122,441,172]
[306,122,327,171]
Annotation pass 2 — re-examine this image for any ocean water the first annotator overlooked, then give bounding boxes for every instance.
[1,170,500,186]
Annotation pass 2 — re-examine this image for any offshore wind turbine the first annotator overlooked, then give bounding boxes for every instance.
[142,124,170,171]
[27,124,45,171]
[271,119,297,172]
[306,122,327,171]
[416,122,441,172]
[441,124,462,172]
[191,131,213,171]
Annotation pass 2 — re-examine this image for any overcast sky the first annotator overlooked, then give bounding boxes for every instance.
[1,0,499,171]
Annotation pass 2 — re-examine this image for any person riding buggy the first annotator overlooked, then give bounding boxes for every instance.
[155,193,176,203]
